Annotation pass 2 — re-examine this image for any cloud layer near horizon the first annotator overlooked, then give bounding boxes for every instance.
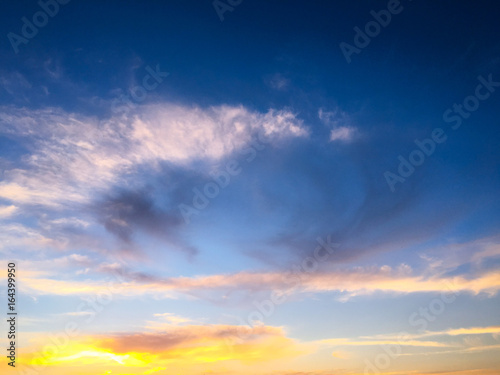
[14,241,500,301]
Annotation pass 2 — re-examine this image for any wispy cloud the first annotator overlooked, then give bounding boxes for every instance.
[17,259,500,300]
[365,326,500,341]
[145,313,195,330]
[0,204,17,218]
[0,104,308,208]
[329,126,356,142]
[320,338,452,348]
[318,108,357,142]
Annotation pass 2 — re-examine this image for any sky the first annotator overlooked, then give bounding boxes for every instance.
[0,1,499,374]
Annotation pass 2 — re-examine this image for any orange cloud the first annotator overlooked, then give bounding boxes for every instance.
[445,326,500,336]
[320,338,452,348]
[17,324,310,375]
[95,324,308,363]
[361,325,500,341]
[18,265,500,301]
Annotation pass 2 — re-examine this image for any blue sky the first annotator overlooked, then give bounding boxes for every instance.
[0,1,500,375]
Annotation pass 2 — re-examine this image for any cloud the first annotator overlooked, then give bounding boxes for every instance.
[318,108,348,127]
[16,258,500,300]
[444,326,500,336]
[22,324,309,370]
[318,108,358,143]
[0,223,62,252]
[329,126,356,142]
[0,103,308,258]
[145,313,195,330]
[374,325,500,340]
[130,105,307,163]
[94,188,196,255]
[320,338,451,348]
[237,136,497,268]
[0,204,17,218]
[318,325,500,367]
[97,324,292,354]
[0,104,307,208]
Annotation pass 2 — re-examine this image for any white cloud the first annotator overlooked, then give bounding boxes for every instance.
[130,105,307,163]
[48,217,91,228]
[0,104,308,208]
[318,108,357,143]
[0,205,17,218]
[329,126,355,142]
